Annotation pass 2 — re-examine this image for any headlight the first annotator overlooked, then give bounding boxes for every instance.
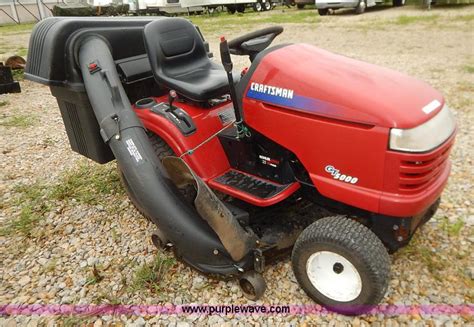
[389,104,456,153]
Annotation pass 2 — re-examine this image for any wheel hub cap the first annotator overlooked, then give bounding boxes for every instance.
[306,251,362,302]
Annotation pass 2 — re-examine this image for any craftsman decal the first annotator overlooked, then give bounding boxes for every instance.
[250,82,294,99]
[126,138,143,163]
[325,165,358,184]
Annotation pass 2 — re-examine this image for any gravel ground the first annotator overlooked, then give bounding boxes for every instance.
[1,5,473,326]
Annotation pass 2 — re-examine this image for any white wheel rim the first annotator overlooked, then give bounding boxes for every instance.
[306,251,362,302]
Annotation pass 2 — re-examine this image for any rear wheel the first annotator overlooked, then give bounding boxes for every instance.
[297,3,305,9]
[291,216,390,315]
[318,8,329,15]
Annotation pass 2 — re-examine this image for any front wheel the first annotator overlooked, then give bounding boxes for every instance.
[291,216,390,315]
[296,3,305,9]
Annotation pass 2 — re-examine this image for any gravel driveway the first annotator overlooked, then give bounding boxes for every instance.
[0,5,473,326]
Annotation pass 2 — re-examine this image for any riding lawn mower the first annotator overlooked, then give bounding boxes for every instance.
[25,17,456,314]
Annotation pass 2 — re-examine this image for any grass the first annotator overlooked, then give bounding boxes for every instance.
[394,14,440,25]
[455,13,474,22]
[0,161,123,238]
[440,217,465,237]
[130,254,176,293]
[463,64,474,74]
[0,182,50,237]
[0,100,9,107]
[84,265,104,286]
[0,23,35,34]
[0,114,35,128]
[399,237,449,281]
[50,162,123,205]
[190,8,318,33]
[12,69,25,81]
[92,291,122,305]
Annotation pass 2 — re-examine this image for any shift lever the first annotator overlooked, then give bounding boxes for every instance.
[167,90,177,111]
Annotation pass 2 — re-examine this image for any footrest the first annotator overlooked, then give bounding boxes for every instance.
[209,169,300,207]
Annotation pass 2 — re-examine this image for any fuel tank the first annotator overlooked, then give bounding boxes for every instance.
[241,44,444,129]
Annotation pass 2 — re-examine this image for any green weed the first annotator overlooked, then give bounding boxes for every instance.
[130,255,176,293]
[0,114,35,128]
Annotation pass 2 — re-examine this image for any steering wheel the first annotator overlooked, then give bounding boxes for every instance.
[227,26,284,61]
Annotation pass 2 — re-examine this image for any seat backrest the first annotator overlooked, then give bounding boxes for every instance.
[143,18,210,83]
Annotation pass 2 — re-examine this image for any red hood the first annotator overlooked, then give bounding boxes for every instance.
[244,44,444,129]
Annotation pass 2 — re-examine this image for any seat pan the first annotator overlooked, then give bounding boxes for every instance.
[162,61,240,102]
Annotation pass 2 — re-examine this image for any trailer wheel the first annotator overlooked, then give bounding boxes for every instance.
[239,271,266,301]
[236,4,245,13]
[291,216,390,315]
[318,8,329,15]
[392,0,405,6]
[226,5,236,14]
[253,2,263,12]
[355,0,366,14]
[263,0,272,10]
[118,132,174,222]
[296,4,305,9]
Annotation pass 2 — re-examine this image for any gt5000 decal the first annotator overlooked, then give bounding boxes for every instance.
[325,165,358,184]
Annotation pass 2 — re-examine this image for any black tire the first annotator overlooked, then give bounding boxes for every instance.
[296,3,305,9]
[318,8,329,15]
[291,216,390,315]
[236,4,245,13]
[392,0,405,6]
[226,5,236,14]
[263,0,272,10]
[239,271,266,301]
[118,133,173,221]
[253,2,263,12]
[355,0,366,14]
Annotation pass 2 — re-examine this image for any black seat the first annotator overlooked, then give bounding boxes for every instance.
[143,18,238,102]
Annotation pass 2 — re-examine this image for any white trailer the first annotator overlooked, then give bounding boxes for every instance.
[180,0,274,12]
[127,0,204,14]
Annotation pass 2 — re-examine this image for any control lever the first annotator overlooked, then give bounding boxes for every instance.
[166,90,178,112]
[220,36,243,130]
